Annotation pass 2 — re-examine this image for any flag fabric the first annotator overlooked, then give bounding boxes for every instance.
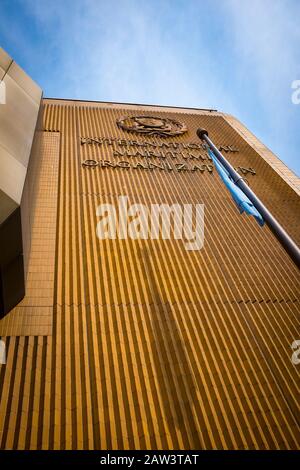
[208,148,264,226]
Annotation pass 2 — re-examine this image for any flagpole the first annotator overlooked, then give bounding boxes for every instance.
[197,128,300,269]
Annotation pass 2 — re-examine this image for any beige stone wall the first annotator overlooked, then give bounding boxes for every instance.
[0,47,42,317]
[0,48,42,211]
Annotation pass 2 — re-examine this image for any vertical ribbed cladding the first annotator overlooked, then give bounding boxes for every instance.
[0,336,50,449]
[0,126,60,449]
[16,101,298,449]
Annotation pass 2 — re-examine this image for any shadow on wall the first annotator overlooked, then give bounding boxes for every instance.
[140,246,203,449]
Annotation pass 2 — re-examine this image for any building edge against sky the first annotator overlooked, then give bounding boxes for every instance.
[0,47,299,449]
[0,47,42,317]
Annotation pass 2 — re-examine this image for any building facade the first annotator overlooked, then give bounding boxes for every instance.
[0,48,300,449]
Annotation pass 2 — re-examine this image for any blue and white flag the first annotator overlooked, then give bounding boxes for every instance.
[208,148,264,226]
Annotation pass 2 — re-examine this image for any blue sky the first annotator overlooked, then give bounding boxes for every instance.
[1,0,299,175]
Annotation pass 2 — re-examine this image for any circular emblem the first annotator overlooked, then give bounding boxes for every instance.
[117,115,187,137]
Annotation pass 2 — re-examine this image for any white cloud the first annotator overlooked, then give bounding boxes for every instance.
[222,0,300,173]
[20,0,236,111]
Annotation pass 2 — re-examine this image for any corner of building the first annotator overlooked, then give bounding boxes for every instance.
[0,47,43,317]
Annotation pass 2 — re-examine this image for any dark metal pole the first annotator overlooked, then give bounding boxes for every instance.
[197,128,300,269]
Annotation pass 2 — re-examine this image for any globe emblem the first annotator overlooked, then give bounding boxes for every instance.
[117,115,187,137]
